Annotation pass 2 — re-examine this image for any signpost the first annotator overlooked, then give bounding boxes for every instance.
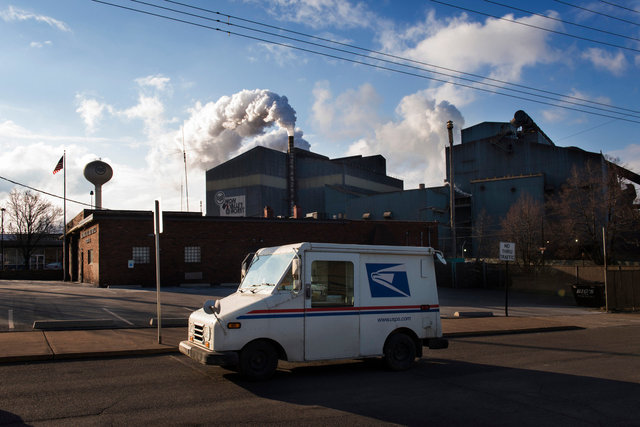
[499,242,515,317]
[154,200,162,344]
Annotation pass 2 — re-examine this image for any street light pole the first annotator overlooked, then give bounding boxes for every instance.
[447,120,456,258]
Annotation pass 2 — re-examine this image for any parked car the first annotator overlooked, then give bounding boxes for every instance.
[45,262,62,270]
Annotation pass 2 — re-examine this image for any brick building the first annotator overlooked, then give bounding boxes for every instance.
[66,209,438,287]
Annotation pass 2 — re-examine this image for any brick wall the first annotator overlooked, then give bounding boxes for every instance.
[71,211,438,287]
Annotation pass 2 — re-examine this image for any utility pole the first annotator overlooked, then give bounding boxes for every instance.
[1,207,4,271]
[447,120,456,258]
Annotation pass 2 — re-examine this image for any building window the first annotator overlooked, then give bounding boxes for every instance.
[185,246,201,263]
[132,246,150,264]
[87,249,93,264]
[310,260,354,307]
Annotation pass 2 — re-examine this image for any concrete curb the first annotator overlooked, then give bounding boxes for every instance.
[0,347,179,364]
[33,319,117,330]
[0,324,584,365]
[444,325,584,338]
[453,311,494,318]
[148,318,188,327]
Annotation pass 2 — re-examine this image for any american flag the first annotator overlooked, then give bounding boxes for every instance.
[53,156,64,175]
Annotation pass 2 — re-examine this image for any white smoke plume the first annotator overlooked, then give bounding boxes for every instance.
[182,89,310,170]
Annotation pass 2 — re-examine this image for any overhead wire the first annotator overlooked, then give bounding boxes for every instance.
[165,0,640,116]
[483,0,640,43]
[130,0,639,119]
[554,0,640,26]
[430,0,640,53]
[599,0,640,15]
[90,0,640,124]
[0,175,93,208]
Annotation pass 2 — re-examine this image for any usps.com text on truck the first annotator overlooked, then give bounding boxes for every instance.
[179,242,449,380]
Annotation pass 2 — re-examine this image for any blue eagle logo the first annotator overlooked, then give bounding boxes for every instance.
[366,263,411,298]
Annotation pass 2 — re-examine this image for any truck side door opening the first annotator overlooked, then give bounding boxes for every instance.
[304,253,359,360]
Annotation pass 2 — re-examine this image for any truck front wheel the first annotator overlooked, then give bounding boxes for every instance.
[239,340,278,380]
[383,333,416,371]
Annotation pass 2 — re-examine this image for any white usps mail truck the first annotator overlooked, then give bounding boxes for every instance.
[179,242,448,379]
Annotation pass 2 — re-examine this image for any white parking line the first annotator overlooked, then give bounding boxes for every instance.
[102,307,134,325]
[8,309,14,329]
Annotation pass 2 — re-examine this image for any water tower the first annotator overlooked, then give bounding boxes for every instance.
[83,160,113,209]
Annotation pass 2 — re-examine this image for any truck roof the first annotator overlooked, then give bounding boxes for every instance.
[268,242,436,256]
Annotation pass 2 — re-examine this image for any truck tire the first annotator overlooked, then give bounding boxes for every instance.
[239,340,278,380]
[383,333,416,371]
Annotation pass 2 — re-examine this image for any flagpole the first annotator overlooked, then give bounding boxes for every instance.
[63,151,67,282]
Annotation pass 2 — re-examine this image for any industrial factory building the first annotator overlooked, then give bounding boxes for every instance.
[205,110,640,257]
[205,135,403,219]
[60,109,640,286]
[349,110,640,255]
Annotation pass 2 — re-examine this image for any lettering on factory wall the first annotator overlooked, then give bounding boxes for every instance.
[215,191,246,217]
[81,227,97,239]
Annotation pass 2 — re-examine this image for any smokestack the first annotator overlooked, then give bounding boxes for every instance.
[288,134,296,217]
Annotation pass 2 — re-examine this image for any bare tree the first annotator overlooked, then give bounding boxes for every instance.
[472,208,497,261]
[546,159,640,264]
[5,189,62,269]
[500,193,544,270]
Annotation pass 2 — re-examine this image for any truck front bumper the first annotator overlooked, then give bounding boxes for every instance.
[179,341,239,366]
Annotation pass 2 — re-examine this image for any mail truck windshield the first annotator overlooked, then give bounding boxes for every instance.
[239,252,295,289]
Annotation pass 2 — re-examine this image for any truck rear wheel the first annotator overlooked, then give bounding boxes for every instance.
[383,333,416,371]
[239,340,278,380]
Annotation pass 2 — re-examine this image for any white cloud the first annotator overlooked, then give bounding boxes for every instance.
[0,119,110,144]
[120,95,166,136]
[0,6,70,32]
[380,10,560,83]
[311,81,383,140]
[313,83,464,188]
[75,76,171,136]
[542,88,613,124]
[609,144,640,176]
[135,74,171,92]
[260,0,380,29]
[29,40,52,48]
[581,48,627,76]
[75,96,113,134]
[256,43,304,66]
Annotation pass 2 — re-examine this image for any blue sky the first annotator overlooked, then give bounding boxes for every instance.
[1,0,639,216]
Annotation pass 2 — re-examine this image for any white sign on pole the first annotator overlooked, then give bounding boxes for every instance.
[499,241,516,262]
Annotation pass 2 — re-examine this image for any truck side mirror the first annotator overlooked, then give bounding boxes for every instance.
[291,257,301,292]
[435,251,447,265]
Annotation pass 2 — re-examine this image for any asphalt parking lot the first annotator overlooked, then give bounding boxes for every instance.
[0,279,597,332]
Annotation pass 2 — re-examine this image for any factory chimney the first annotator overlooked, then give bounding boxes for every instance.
[287,134,296,217]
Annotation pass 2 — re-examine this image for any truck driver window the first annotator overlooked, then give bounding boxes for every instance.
[278,265,293,291]
[310,261,354,307]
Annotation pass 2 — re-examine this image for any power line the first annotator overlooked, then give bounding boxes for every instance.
[599,0,640,15]
[430,0,640,53]
[554,0,640,26]
[165,0,640,116]
[91,0,640,124]
[484,0,640,43]
[555,118,618,141]
[0,174,93,208]
[144,0,640,118]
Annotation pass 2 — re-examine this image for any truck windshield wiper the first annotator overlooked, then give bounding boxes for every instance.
[250,283,274,293]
